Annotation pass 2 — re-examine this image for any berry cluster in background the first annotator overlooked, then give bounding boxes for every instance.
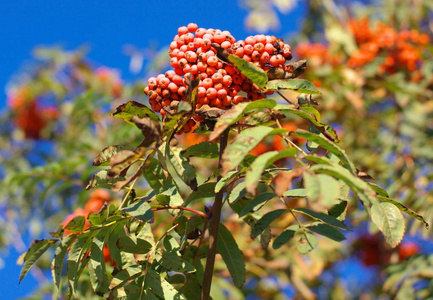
[61,189,113,263]
[348,18,429,77]
[143,23,293,132]
[7,86,59,139]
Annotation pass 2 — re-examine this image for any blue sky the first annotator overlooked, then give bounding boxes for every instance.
[0,1,306,298]
[0,1,307,106]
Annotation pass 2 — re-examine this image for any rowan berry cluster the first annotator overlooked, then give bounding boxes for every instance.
[144,23,293,132]
[348,19,429,75]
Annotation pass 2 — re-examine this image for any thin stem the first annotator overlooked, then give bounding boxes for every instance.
[119,177,139,210]
[152,206,208,219]
[201,129,229,300]
[274,117,307,155]
[277,91,295,106]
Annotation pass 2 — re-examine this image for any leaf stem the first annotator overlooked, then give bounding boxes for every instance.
[201,129,229,299]
[151,206,208,219]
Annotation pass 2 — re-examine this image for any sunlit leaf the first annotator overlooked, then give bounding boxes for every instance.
[113,100,160,123]
[294,130,356,173]
[371,202,405,248]
[245,148,297,195]
[266,79,321,94]
[296,230,318,254]
[221,126,286,175]
[121,200,153,222]
[158,251,196,273]
[228,54,268,88]
[210,99,277,141]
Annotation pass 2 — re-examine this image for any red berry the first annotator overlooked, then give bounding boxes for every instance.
[185,51,197,63]
[178,26,188,35]
[202,78,213,89]
[245,36,256,45]
[187,23,198,32]
[207,56,218,67]
[206,87,217,99]
[195,28,206,38]
[223,75,233,86]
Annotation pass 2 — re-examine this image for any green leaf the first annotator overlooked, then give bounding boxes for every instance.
[215,170,238,193]
[266,79,321,94]
[308,159,379,214]
[318,174,341,208]
[221,126,285,175]
[121,200,153,222]
[180,274,201,300]
[108,150,141,178]
[210,99,276,141]
[64,216,85,232]
[239,193,276,217]
[303,172,320,202]
[52,235,77,290]
[145,269,185,300]
[228,54,268,88]
[378,196,429,229]
[217,224,246,288]
[185,182,216,205]
[294,130,356,174]
[283,189,307,197]
[67,233,94,295]
[329,201,348,218]
[89,230,109,295]
[113,100,160,123]
[251,209,288,239]
[117,236,153,254]
[296,230,318,254]
[371,202,405,248]
[245,148,297,195]
[275,106,324,128]
[182,142,219,159]
[88,205,110,226]
[307,224,346,242]
[19,239,57,283]
[294,208,350,230]
[110,265,142,290]
[156,185,184,208]
[158,251,196,273]
[161,143,197,192]
[143,157,172,193]
[228,182,247,204]
[93,145,128,166]
[86,170,126,190]
[272,225,299,249]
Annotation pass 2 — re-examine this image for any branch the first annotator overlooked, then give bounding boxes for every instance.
[201,129,229,299]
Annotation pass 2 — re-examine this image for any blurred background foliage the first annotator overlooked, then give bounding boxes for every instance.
[1,0,433,299]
